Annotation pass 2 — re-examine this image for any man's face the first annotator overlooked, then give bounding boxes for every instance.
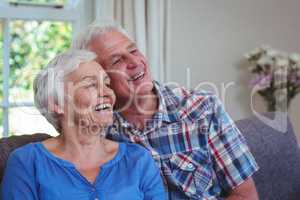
[89,31,153,102]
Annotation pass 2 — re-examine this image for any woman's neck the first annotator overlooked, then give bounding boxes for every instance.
[47,124,117,167]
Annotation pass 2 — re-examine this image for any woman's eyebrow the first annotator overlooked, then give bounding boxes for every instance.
[80,75,96,80]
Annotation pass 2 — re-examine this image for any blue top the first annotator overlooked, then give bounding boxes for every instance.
[1,142,166,200]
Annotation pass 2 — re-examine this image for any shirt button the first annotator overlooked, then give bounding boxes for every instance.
[187,163,194,170]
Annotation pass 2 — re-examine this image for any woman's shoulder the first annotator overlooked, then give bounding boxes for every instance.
[7,142,40,166]
[10,142,39,156]
[122,142,153,160]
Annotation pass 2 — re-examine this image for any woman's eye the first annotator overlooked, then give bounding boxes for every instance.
[86,82,96,88]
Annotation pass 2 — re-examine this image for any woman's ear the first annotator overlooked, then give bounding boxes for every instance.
[48,98,64,115]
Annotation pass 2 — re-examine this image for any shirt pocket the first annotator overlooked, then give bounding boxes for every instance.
[168,150,213,198]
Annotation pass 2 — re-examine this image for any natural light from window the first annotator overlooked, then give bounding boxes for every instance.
[2,20,72,137]
[8,0,69,6]
[1,0,80,138]
[0,20,3,137]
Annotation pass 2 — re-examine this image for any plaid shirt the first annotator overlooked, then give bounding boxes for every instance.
[107,82,259,200]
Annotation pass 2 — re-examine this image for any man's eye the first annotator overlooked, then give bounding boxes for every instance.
[130,49,137,54]
[112,58,121,65]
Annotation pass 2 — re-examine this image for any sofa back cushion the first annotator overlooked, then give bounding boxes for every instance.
[0,133,51,181]
[236,113,300,200]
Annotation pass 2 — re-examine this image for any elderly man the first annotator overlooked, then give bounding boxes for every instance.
[72,24,259,200]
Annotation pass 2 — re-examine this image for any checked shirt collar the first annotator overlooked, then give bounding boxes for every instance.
[112,81,180,136]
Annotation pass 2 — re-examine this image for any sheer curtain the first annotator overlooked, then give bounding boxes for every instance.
[94,0,171,82]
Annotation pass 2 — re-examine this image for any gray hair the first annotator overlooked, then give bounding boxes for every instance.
[33,49,97,133]
[71,21,131,50]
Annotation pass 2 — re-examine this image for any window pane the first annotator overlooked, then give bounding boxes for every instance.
[0,109,3,137]
[9,20,72,103]
[8,0,69,6]
[9,107,58,136]
[0,20,3,103]
[0,21,3,137]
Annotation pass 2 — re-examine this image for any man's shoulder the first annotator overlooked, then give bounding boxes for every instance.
[160,83,217,103]
[160,83,220,120]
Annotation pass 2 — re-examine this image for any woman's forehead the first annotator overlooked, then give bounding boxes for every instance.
[66,61,108,82]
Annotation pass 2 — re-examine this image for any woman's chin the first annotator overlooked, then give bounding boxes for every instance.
[97,119,113,128]
[94,111,113,125]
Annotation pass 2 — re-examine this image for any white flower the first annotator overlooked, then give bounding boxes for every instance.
[245,49,257,59]
[266,49,280,58]
[257,56,273,67]
[290,53,300,64]
[274,67,288,85]
[260,45,271,52]
[276,58,289,68]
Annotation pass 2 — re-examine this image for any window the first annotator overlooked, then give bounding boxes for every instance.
[0,0,80,137]
[9,20,71,136]
[0,20,3,136]
[8,0,69,6]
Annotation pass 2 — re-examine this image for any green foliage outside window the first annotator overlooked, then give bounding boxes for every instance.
[0,22,4,127]
[9,20,72,102]
[0,20,72,134]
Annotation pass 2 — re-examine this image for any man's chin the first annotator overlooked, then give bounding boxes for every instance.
[133,81,154,96]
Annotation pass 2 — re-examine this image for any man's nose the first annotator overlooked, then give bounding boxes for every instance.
[126,54,140,69]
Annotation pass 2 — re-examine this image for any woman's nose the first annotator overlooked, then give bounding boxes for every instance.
[99,85,114,98]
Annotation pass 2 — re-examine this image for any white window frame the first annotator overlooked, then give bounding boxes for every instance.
[0,0,82,137]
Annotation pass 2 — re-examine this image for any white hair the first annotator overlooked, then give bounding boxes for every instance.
[33,49,97,133]
[71,21,131,50]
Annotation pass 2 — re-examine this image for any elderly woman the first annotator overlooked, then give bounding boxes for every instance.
[1,50,166,200]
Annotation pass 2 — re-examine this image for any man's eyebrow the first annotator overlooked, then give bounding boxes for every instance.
[106,51,123,64]
[127,43,137,50]
[108,54,122,61]
[106,43,137,62]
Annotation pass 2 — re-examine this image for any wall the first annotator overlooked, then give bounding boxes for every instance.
[167,0,300,142]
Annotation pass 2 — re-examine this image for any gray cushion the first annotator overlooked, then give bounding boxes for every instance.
[236,112,300,200]
[0,133,51,181]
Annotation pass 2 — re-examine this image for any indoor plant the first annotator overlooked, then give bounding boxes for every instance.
[245,46,300,111]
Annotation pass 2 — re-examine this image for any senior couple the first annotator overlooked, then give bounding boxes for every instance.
[1,23,259,200]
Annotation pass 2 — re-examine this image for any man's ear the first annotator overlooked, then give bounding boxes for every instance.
[48,98,64,115]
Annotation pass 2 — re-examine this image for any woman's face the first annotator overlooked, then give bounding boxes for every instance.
[63,61,116,132]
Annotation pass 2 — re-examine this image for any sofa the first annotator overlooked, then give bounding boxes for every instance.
[1,113,300,199]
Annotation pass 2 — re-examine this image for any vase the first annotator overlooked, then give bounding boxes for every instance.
[266,89,291,112]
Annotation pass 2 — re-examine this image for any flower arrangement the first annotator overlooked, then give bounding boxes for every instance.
[245,46,300,111]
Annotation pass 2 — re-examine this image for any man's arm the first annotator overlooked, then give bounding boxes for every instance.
[226,178,259,200]
[206,94,259,199]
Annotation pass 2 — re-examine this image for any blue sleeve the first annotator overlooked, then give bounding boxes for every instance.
[139,149,167,200]
[1,149,38,200]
